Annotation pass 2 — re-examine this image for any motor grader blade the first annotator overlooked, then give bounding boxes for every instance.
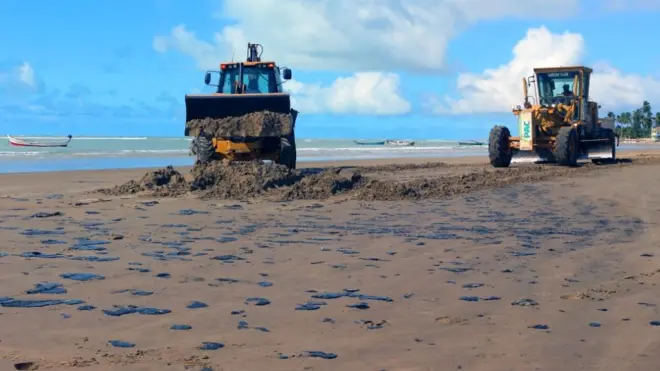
[583,140,614,160]
[184,93,291,136]
[510,150,557,164]
[510,142,613,164]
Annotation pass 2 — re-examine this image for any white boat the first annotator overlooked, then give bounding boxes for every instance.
[386,139,415,146]
[7,135,73,148]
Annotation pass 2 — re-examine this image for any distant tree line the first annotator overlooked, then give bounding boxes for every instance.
[606,101,660,139]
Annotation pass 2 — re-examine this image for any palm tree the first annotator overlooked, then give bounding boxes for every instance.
[632,109,644,138]
[642,101,653,137]
[617,112,632,138]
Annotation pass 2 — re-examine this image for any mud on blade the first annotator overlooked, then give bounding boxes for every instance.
[184,93,291,126]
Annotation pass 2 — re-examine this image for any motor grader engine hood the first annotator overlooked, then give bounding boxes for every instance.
[516,103,574,151]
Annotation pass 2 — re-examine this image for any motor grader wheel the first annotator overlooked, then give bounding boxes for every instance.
[276,134,296,169]
[592,128,616,165]
[488,125,512,168]
[191,135,215,164]
[554,126,579,167]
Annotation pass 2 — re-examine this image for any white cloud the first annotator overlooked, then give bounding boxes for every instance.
[18,62,35,86]
[151,1,592,115]
[429,26,660,114]
[153,25,230,70]
[0,61,38,93]
[154,0,580,73]
[602,0,660,10]
[152,37,168,53]
[285,72,410,115]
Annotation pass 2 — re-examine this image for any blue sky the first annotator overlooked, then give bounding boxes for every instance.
[1,0,659,139]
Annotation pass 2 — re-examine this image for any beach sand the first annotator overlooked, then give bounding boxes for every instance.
[3,150,660,370]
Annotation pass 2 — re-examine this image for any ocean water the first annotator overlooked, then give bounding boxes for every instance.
[1,135,650,174]
[0,136,489,173]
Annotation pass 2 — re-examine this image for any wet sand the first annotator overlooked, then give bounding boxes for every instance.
[2,151,660,370]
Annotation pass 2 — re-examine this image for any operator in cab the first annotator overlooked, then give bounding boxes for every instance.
[245,72,261,93]
[561,84,574,97]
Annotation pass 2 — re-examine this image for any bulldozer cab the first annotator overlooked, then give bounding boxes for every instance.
[203,43,292,95]
[533,66,592,122]
[185,43,295,128]
[209,62,289,94]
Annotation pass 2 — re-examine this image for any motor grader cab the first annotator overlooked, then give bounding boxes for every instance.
[184,43,298,169]
[488,66,618,168]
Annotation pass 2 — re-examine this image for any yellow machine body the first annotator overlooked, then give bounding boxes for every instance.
[210,138,281,162]
[185,43,297,169]
[488,66,618,167]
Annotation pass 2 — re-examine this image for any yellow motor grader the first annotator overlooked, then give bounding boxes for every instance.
[184,43,298,169]
[488,66,618,167]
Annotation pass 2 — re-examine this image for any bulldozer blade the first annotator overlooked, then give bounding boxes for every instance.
[184,93,292,123]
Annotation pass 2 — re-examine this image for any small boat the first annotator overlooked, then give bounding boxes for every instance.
[7,134,73,148]
[458,140,485,146]
[354,140,385,145]
[386,139,415,146]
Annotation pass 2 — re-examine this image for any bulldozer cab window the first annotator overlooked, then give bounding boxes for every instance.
[536,71,580,105]
[241,67,278,94]
[218,70,240,94]
[217,66,278,94]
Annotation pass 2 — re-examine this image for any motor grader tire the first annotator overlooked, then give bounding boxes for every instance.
[488,125,512,168]
[608,129,616,162]
[591,129,616,165]
[277,135,296,170]
[191,135,215,165]
[554,126,579,167]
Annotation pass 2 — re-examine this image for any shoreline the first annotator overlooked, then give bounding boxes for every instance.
[1,141,660,174]
[2,146,660,176]
[2,149,660,198]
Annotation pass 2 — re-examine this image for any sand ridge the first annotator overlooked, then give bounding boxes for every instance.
[98,156,657,201]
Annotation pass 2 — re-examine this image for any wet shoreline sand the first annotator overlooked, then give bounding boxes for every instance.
[2,150,660,370]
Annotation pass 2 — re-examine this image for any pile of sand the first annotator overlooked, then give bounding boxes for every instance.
[274,169,364,200]
[98,166,189,197]
[98,162,362,200]
[98,158,642,202]
[185,111,293,138]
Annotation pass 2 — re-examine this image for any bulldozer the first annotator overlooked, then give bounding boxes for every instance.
[488,66,619,168]
[184,43,298,169]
